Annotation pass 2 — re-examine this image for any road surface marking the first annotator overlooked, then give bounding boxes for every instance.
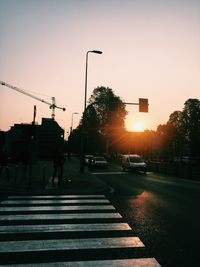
[2,199,110,204]
[0,258,161,266]
[0,205,115,212]
[0,194,161,266]
[0,212,122,221]
[0,237,144,252]
[0,223,131,233]
[7,195,106,199]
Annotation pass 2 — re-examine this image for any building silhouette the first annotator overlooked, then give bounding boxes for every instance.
[1,118,64,162]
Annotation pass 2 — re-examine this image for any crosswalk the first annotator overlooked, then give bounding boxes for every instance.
[0,194,161,266]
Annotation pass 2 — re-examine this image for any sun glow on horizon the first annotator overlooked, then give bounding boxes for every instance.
[126,120,145,132]
[133,121,145,132]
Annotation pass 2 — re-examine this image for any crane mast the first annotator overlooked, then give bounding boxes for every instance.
[0,80,65,119]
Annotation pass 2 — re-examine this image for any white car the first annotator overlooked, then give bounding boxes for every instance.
[121,154,147,174]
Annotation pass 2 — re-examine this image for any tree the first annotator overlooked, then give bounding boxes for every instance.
[181,99,200,157]
[167,111,185,156]
[154,99,200,159]
[88,86,127,131]
[80,86,127,154]
[156,123,172,159]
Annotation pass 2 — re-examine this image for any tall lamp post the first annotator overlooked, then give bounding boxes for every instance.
[80,50,103,173]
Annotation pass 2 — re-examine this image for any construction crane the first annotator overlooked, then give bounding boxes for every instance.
[0,80,66,120]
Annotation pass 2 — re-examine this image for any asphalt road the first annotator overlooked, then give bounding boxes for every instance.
[92,164,200,267]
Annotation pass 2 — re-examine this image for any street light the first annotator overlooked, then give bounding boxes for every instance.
[70,112,78,133]
[80,50,103,173]
[84,50,103,111]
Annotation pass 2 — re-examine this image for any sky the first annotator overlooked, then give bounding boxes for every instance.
[0,0,200,136]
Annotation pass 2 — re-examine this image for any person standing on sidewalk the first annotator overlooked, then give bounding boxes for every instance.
[52,150,65,185]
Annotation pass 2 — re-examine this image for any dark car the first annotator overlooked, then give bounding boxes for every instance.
[85,155,93,164]
[89,156,108,169]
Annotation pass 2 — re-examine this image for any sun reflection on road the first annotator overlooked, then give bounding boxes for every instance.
[128,191,160,228]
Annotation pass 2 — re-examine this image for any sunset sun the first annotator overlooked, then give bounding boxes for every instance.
[132,121,145,132]
[126,118,146,132]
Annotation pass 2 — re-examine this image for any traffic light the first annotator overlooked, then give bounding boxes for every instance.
[139,98,148,112]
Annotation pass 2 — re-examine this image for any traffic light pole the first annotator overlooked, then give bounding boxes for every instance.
[124,102,138,105]
[124,98,149,113]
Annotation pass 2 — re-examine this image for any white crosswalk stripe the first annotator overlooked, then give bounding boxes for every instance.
[0,213,122,221]
[0,258,161,267]
[0,195,161,266]
[2,199,110,204]
[7,195,106,199]
[0,205,115,211]
[0,237,145,252]
[0,223,131,233]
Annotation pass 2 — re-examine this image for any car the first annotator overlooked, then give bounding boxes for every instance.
[173,156,196,165]
[180,156,196,164]
[121,154,147,174]
[85,155,93,164]
[89,156,108,169]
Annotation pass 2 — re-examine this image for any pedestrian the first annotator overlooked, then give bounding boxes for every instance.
[52,150,65,185]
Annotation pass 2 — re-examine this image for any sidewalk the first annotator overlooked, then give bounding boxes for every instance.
[0,157,111,195]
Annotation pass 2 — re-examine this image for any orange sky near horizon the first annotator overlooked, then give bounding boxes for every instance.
[0,0,199,136]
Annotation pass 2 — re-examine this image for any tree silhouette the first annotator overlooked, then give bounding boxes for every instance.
[155,99,200,159]
[88,86,127,131]
[78,86,127,154]
[167,111,185,157]
[181,99,200,157]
